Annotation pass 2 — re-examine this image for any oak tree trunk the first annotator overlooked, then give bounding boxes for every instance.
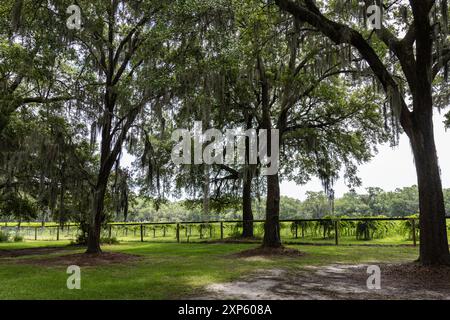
[85,95,114,254]
[258,55,281,248]
[408,3,450,265]
[242,112,255,238]
[242,167,254,238]
[409,106,450,265]
[263,173,281,247]
[86,182,107,254]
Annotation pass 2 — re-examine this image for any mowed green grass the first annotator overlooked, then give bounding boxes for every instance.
[0,241,419,300]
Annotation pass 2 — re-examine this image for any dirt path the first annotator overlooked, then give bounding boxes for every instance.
[195,264,450,300]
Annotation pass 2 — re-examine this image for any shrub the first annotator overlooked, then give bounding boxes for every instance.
[13,234,23,242]
[400,216,420,240]
[100,236,119,245]
[73,234,119,245]
[254,222,265,237]
[74,233,88,245]
[355,218,397,240]
[316,217,335,239]
[339,219,357,237]
[228,222,242,238]
[356,220,374,240]
[0,231,9,242]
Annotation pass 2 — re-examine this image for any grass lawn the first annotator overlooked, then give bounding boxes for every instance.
[0,241,419,300]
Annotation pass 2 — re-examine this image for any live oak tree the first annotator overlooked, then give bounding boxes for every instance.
[275,0,450,264]
[1,4,76,227]
[51,0,171,253]
[135,0,251,223]
[164,0,387,244]
[0,1,96,226]
[0,105,96,226]
[110,1,254,233]
[231,1,387,247]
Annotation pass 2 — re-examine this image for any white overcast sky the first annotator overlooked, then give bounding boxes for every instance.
[281,112,450,200]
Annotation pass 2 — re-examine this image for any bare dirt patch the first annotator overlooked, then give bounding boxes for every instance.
[229,246,305,258]
[0,247,73,258]
[15,252,141,267]
[382,263,450,290]
[195,264,450,300]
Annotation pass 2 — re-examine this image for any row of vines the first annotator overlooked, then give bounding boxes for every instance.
[4,216,450,244]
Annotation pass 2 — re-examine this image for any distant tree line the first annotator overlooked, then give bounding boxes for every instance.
[121,185,450,222]
[5,185,449,223]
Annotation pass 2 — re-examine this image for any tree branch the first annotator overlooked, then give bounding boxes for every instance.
[275,0,413,132]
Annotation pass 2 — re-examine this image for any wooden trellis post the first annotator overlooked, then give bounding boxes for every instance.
[323,223,326,239]
[140,224,144,242]
[34,227,37,240]
[295,222,298,239]
[176,223,180,243]
[108,225,112,239]
[334,220,339,246]
[56,226,60,241]
[412,219,417,247]
[220,222,224,240]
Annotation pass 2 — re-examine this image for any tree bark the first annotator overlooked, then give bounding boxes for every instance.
[242,112,255,238]
[407,3,450,265]
[257,55,282,248]
[263,173,281,247]
[86,182,107,254]
[409,106,450,265]
[242,167,254,238]
[85,86,115,254]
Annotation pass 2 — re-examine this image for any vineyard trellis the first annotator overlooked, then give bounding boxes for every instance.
[1,217,447,246]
